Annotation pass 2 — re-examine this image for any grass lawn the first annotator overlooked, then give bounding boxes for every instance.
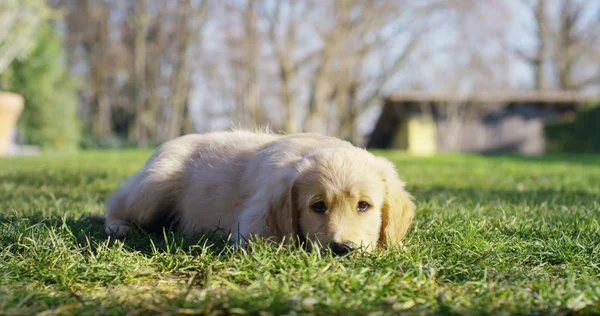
[1,150,599,315]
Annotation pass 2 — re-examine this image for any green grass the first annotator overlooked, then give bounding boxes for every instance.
[1,151,599,315]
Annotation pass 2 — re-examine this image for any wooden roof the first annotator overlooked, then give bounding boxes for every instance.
[387,91,599,104]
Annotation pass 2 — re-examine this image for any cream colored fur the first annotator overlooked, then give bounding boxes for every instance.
[105,130,415,250]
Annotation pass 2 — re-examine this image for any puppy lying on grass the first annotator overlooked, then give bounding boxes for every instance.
[105,130,415,255]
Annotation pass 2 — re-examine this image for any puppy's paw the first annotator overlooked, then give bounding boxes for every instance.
[229,233,247,248]
[105,220,131,238]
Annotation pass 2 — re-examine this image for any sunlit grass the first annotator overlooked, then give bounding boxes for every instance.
[1,150,599,314]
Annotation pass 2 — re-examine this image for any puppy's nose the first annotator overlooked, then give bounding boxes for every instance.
[329,241,356,256]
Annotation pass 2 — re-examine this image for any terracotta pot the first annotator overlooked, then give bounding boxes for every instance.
[0,92,24,156]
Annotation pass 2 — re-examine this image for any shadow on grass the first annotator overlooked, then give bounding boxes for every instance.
[0,213,233,258]
[3,183,598,254]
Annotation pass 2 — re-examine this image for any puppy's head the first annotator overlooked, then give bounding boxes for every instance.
[267,149,415,255]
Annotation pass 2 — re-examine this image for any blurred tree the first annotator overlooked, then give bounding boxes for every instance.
[553,0,600,90]
[517,0,600,91]
[1,22,80,151]
[52,0,123,143]
[43,0,600,148]
[123,0,206,143]
[262,0,310,134]
[516,0,548,90]
[222,0,264,129]
[251,0,432,143]
[53,0,207,147]
[0,0,54,75]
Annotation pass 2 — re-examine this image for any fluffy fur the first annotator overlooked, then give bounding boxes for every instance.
[105,130,415,251]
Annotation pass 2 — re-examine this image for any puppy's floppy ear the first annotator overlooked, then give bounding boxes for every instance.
[266,182,298,242]
[376,157,415,247]
[265,164,303,244]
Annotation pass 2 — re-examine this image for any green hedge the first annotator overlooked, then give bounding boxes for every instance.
[545,106,600,153]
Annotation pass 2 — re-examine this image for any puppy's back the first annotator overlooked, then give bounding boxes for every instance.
[105,130,280,236]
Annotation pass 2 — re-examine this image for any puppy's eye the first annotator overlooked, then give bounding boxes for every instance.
[357,201,370,212]
[311,201,327,213]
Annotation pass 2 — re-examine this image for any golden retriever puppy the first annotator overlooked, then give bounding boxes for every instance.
[105,130,415,254]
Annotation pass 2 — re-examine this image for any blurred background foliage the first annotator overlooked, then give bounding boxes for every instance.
[0,0,79,151]
[0,0,599,152]
[1,23,80,151]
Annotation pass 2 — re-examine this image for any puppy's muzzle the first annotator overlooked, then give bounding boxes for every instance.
[329,241,356,256]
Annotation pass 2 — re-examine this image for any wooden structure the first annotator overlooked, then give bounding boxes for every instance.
[367,92,597,155]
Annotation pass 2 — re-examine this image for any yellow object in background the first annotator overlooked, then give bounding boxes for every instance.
[407,117,437,155]
[391,116,437,156]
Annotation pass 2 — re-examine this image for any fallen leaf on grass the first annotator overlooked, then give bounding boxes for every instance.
[35,303,77,316]
[302,297,319,308]
[393,300,416,311]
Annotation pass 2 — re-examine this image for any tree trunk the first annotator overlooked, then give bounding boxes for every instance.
[280,61,296,133]
[346,83,359,144]
[182,100,195,135]
[557,0,575,90]
[305,55,331,134]
[165,0,192,140]
[244,0,261,128]
[534,0,546,90]
[91,92,111,139]
[129,0,149,145]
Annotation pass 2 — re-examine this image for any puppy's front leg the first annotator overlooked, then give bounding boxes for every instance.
[104,182,134,237]
[232,206,272,247]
